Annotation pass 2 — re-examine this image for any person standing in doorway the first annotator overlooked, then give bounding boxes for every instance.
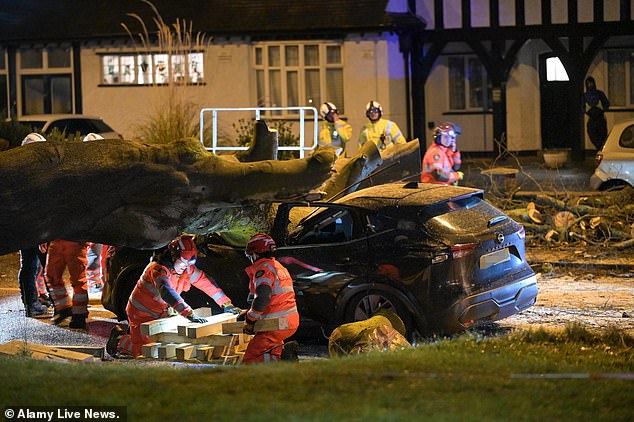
[584,76,610,150]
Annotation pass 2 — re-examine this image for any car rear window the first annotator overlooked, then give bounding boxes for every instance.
[90,119,114,133]
[20,121,46,131]
[421,196,507,235]
[619,124,634,148]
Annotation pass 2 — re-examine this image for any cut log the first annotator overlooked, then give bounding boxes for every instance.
[221,317,288,334]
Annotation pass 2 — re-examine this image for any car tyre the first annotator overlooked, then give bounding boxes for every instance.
[343,289,416,340]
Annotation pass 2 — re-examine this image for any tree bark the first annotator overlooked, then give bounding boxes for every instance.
[0,134,336,253]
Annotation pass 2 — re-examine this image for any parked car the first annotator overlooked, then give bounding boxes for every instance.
[590,119,634,190]
[17,114,122,140]
[103,182,538,338]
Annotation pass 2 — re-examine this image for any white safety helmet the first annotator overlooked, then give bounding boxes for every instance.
[21,133,47,146]
[319,102,337,119]
[365,100,383,120]
[83,133,104,142]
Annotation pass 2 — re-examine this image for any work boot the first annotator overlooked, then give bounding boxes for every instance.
[38,293,52,308]
[281,340,299,361]
[26,301,49,318]
[52,307,72,325]
[105,325,125,357]
[69,314,87,330]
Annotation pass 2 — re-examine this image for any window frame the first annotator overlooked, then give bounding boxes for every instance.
[446,54,491,112]
[253,41,344,118]
[99,51,205,86]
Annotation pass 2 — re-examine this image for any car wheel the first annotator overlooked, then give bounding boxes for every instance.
[344,289,415,339]
[599,180,629,191]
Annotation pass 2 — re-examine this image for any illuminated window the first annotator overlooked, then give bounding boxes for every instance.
[546,57,569,81]
[253,42,344,116]
[100,52,204,85]
[448,56,491,111]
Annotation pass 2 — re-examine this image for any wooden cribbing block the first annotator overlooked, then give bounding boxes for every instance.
[175,344,195,361]
[221,318,288,334]
[184,313,238,338]
[157,343,178,359]
[178,323,196,337]
[196,346,215,361]
[141,342,161,358]
[140,315,189,336]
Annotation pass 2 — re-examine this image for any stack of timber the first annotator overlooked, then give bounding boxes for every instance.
[139,312,288,365]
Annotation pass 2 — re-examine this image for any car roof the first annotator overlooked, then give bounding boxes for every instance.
[334,182,483,210]
[17,114,105,122]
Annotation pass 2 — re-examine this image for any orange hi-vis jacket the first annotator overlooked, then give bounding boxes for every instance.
[245,257,298,324]
[421,143,462,185]
[126,261,230,322]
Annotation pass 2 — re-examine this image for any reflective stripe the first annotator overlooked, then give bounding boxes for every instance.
[265,306,298,319]
[247,308,264,320]
[140,280,161,298]
[189,268,202,282]
[271,285,294,295]
[129,297,162,319]
[254,277,273,289]
[386,121,392,138]
[212,292,227,302]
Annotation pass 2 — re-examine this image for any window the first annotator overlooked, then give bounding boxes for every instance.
[18,47,73,115]
[448,56,491,111]
[253,42,344,116]
[607,50,634,107]
[546,57,570,81]
[291,208,354,245]
[100,52,204,85]
[619,124,634,149]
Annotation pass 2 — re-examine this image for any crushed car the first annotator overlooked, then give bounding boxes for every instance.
[103,181,538,339]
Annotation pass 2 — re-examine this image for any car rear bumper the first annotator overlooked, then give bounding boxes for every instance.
[455,273,538,329]
[590,170,606,190]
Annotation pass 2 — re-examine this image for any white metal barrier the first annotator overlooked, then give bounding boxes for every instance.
[199,106,319,158]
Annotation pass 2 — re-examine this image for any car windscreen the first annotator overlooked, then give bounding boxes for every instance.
[420,195,507,236]
[19,121,46,131]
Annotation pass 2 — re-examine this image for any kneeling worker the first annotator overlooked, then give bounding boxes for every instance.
[421,122,464,185]
[107,235,240,357]
[242,233,299,364]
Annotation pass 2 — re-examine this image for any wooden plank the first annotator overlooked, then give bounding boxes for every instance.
[221,318,288,334]
[142,342,161,358]
[140,315,189,336]
[185,313,238,338]
[149,332,238,346]
[0,341,97,362]
[178,323,196,337]
[175,344,195,361]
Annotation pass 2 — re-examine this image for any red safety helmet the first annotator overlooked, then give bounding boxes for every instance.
[245,233,277,256]
[168,235,198,264]
[433,122,460,147]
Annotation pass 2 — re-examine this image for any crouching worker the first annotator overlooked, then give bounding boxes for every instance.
[106,235,241,357]
[242,233,299,364]
[421,122,463,185]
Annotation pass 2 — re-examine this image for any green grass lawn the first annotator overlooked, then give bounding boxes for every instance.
[1,325,633,421]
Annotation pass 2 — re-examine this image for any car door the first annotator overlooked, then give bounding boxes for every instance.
[277,204,370,325]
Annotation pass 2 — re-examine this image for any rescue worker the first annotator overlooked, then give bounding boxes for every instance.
[46,240,90,329]
[358,100,406,153]
[242,233,299,364]
[421,122,464,185]
[318,101,352,155]
[17,133,50,317]
[107,234,241,357]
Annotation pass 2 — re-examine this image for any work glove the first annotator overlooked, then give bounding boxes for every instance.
[243,316,257,335]
[222,302,242,315]
[457,171,464,180]
[166,307,178,317]
[186,314,208,324]
[236,309,248,321]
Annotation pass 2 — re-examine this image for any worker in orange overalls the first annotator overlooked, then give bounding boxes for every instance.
[106,235,241,357]
[421,122,464,185]
[45,240,89,329]
[242,233,299,364]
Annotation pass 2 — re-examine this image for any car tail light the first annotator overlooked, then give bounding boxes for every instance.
[595,153,603,166]
[451,243,478,259]
[518,225,525,239]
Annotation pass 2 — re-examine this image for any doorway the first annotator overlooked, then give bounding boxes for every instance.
[539,54,572,149]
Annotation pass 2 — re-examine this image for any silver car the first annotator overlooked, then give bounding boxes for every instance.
[17,114,122,140]
[590,119,634,190]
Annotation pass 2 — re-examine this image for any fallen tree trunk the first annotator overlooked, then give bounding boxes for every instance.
[0,133,336,253]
